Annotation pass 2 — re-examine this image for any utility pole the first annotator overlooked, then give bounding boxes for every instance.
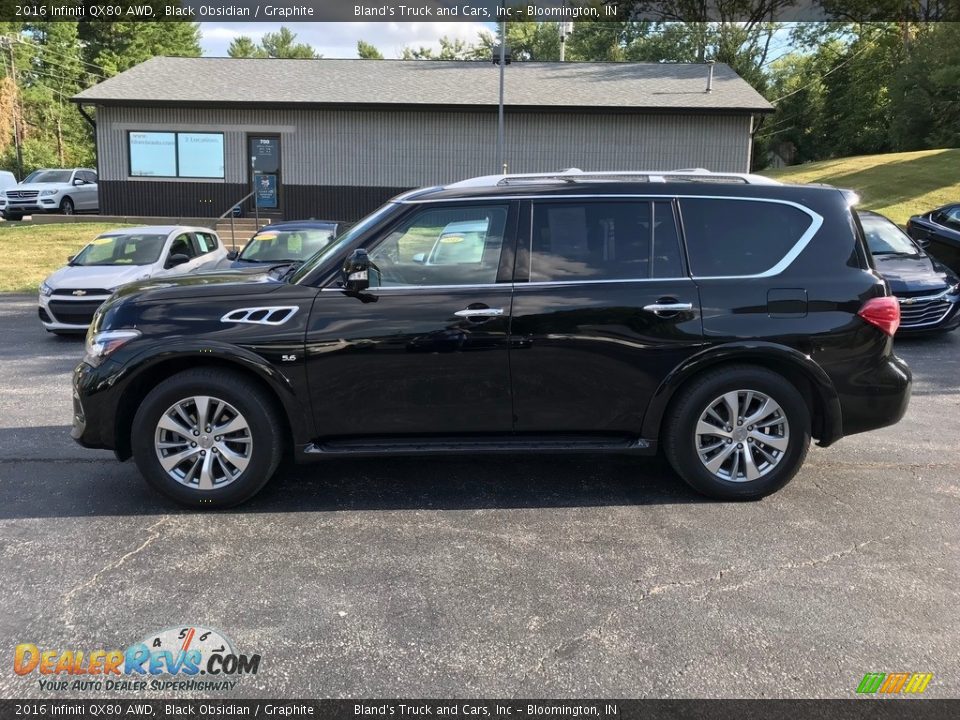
[1,37,24,179]
[559,22,573,62]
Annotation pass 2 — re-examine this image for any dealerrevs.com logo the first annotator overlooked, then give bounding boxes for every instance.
[13,626,261,693]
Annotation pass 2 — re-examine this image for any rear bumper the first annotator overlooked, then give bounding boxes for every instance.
[837,354,912,437]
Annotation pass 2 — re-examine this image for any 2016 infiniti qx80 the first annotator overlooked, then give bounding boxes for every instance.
[73,170,912,508]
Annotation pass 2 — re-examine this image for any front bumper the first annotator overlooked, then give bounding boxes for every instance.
[72,360,122,454]
[1,197,59,214]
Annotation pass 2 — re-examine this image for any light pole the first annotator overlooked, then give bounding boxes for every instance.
[493,20,510,174]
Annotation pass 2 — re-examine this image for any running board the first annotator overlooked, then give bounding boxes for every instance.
[301,435,655,457]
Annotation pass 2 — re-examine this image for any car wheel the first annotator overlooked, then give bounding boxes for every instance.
[664,365,810,500]
[3,212,23,221]
[59,197,74,215]
[131,368,284,508]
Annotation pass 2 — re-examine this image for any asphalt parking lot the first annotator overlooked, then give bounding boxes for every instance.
[0,293,958,699]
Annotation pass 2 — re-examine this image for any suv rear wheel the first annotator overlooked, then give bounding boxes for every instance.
[131,368,283,508]
[664,366,810,500]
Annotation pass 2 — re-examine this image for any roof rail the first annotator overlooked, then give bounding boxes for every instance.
[446,168,781,188]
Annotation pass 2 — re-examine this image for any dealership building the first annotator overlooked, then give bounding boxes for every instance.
[72,56,773,221]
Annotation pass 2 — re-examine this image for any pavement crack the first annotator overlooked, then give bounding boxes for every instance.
[61,517,170,634]
[522,608,617,679]
[810,477,854,510]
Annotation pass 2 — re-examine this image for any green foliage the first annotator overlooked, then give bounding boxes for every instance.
[357,40,384,60]
[228,27,319,59]
[78,21,201,75]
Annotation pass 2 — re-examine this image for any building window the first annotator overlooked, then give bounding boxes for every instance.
[128,131,224,179]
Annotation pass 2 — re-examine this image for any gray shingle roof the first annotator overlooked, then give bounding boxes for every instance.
[74,57,772,112]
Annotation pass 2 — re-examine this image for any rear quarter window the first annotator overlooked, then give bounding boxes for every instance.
[680,198,814,277]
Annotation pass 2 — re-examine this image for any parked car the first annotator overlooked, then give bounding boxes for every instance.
[213,221,342,271]
[39,226,227,334]
[906,203,960,275]
[72,169,911,509]
[0,170,17,195]
[859,211,960,334]
[0,168,98,220]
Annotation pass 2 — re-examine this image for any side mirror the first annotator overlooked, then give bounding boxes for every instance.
[226,250,239,260]
[412,253,426,264]
[72,178,85,186]
[342,249,377,292]
[165,253,190,269]
[66,255,75,263]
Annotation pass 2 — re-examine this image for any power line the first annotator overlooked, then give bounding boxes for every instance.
[768,43,871,104]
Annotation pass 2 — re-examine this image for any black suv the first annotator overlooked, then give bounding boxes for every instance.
[73,171,912,508]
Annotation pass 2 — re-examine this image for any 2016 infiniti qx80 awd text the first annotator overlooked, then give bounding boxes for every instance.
[73,170,912,508]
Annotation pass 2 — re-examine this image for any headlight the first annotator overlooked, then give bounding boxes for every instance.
[40,189,58,197]
[950,282,960,296]
[84,328,141,366]
[39,281,53,297]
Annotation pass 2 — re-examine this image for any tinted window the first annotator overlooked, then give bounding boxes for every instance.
[680,198,813,277]
[529,201,684,282]
[369,205,508,287]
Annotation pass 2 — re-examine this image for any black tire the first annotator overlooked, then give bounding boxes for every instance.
[131,368,284,508]
[59,197,74,215]
[663,365,810,501]
[3,212,23,221]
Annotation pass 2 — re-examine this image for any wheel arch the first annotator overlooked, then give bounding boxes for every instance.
[643,342,843,448]
[112,349,306,461]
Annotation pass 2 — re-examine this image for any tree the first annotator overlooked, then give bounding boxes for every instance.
[400,36,476,61]
[226,27,319,60]
[78,22,201,76]
[357,40,384,59]
[228,36,265,59]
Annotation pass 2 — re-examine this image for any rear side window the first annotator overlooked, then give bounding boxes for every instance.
[530,200,684,282]
[195,232,219,253]
[680,198,813,277]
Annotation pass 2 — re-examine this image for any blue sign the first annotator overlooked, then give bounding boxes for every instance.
[255,174,278,209]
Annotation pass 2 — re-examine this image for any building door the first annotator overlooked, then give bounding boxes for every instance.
[248,135,281,215]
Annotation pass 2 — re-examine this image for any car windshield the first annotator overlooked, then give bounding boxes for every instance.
[860,214,920,256]
[71,233,167,266]
[23,170,72,184]
[239,227,336,263]
[290,203,398,284]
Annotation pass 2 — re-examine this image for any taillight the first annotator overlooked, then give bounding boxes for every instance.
[858,296,900,336]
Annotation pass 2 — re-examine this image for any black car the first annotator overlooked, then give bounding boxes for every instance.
[72,171,912,508]
[906,203,960,275]
[859,211,960,334]
[215,221,342,271]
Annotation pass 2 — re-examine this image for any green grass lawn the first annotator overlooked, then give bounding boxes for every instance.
[0,223,133,294]
[762,148,960,225]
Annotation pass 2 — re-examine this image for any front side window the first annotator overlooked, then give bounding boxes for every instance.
[129,131,224,179]
[680,198,814,277]
[168,234,196,260]
[368,205,509,287]
[71,234,167,266]
[529,200,684,282]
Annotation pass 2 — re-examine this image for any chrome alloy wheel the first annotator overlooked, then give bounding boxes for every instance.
[154,395,253,490]
[695,390,790,483]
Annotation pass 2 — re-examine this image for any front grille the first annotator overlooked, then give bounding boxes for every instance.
[52,288,111,297]
[898,293,952,328]
[48,300,103,325]
[6,190,38,199]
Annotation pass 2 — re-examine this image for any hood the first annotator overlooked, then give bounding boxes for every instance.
[45,264,151,291]
[873,253,958,295]
[111,269,284,303]
[8,183,68,194]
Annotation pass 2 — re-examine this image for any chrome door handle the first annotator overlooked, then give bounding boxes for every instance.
[643,302,693,314]
[454,308,505,318]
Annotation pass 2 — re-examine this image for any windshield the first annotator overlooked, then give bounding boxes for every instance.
[71,233,167,266]
[860,214,920,256]
[23,170,72,184]
[290,203,399,284]
[239,227,336,263]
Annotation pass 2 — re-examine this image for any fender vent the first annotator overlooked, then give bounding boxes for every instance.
[220,306,299,326]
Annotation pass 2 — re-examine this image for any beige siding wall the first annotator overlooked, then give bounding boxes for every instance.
[95,106,753,185]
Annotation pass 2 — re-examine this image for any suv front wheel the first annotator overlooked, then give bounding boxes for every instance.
[664,365,810,500]
[131,368,283,508]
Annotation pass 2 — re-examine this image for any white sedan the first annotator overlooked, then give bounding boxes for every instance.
[39,225,227,334]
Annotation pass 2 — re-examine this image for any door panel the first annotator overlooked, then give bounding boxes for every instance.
[305,287,513,438]
[509,280,703,433]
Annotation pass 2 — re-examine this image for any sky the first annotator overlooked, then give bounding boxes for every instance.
[199,22,493,58]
